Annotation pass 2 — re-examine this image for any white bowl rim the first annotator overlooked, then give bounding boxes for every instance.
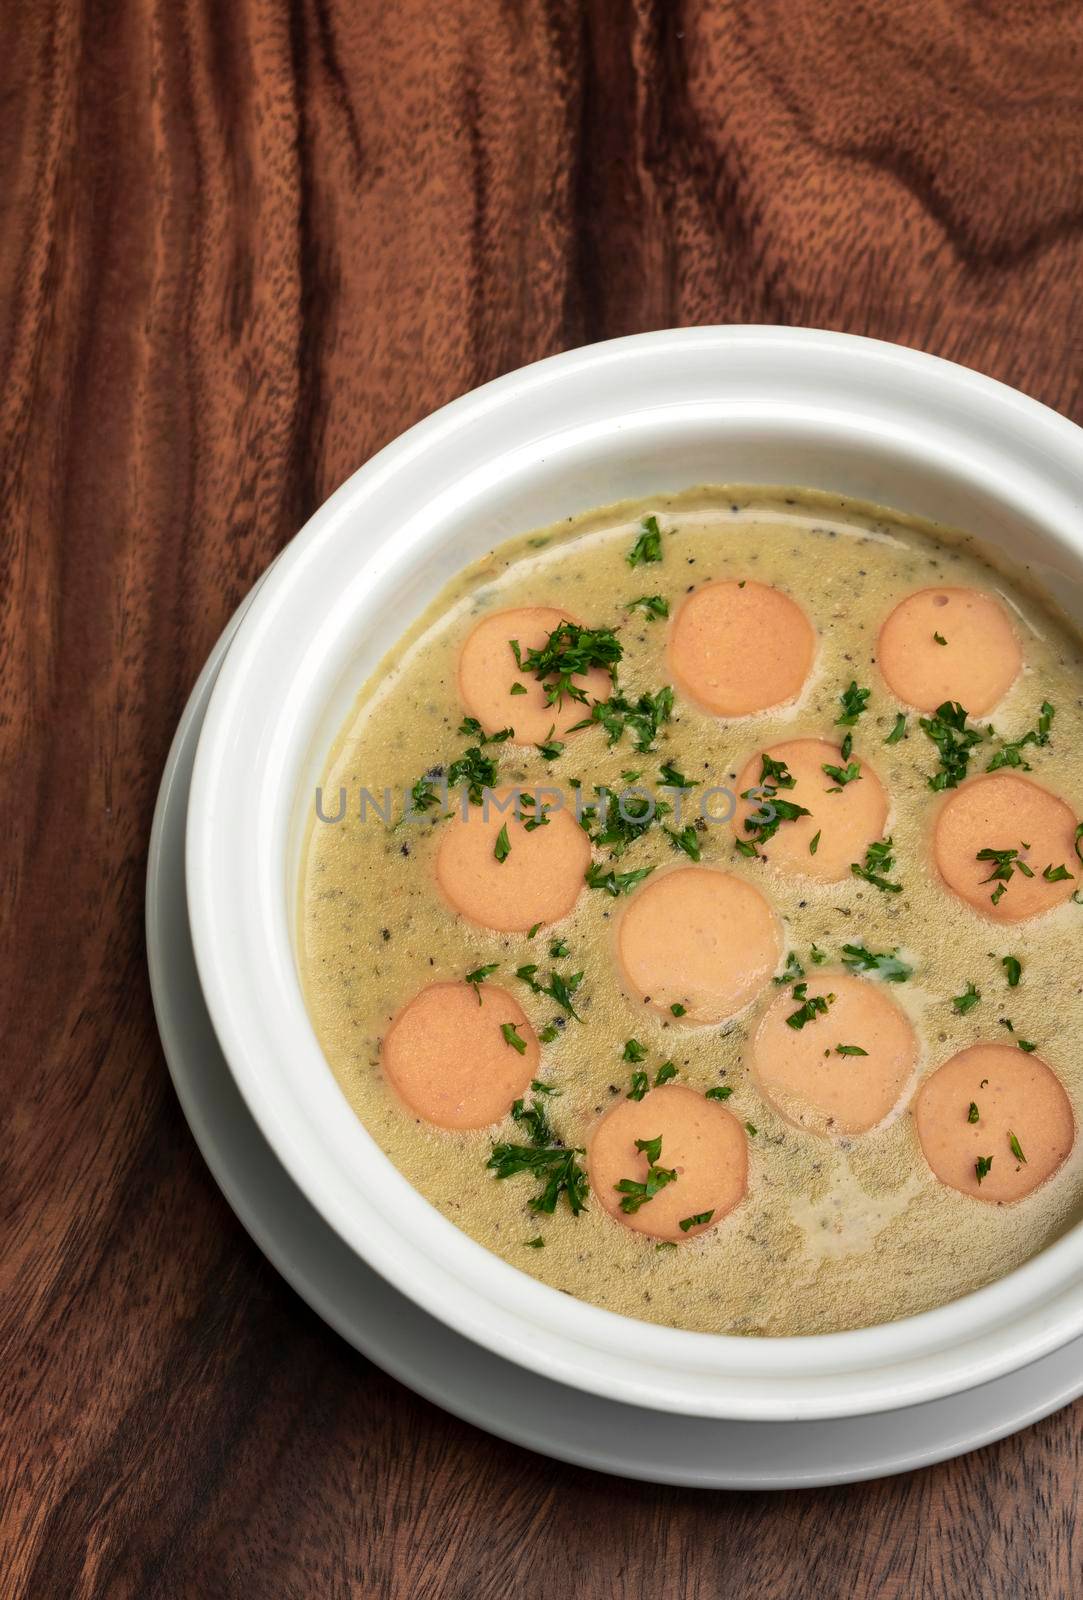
[186,325,1083,1421]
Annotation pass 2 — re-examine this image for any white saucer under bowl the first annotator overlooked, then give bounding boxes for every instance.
[146,605,1083,1490]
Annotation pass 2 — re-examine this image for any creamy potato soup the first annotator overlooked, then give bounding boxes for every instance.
[299,488,1083,1336]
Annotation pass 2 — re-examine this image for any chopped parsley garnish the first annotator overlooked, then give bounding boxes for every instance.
[500,1022,527,1054]
[987,702,1055,773]
[976,844,1034,905]
[622,1039,647,1063]
[665,824,701,861]
[739,754,811,856]
[615,1134,677,1212]
[822,759,862,790]
[627,515,664,567]
[834,1044,868,1056]
[836,681,871,726]
[952,982,981,1016]
[465,962,498,1000]
[659,760,692,789]
[920,700,984,790]
[745,1122,758,1136]
[494,823,511,863]
[527,922,541,939]
[524,1237,545,1248]
[1008,1131,1027,1164]
[1018,1038,1038,1053]
[679,1211,713,1232]
[511,621,622,710]
[627,594,669,619]
[627,1071,649,1101]
[885,713,907,744]
[968,1102,980,1123]
[852,836,903,894]
[510,681,527,696]
[933,632,947,646]
[655,1062,678,1086]
[974,1155,993,1185]
[590,789,669,856]
[456,716,514,744]
[809,943,828,965]
[516,964,584,1020]
[775,951,806,985]
[538,1024,560,1044]
[705,1085,733,1101]
[670,1003,687,1017]
[509,1089,554,1147]
[536,727,565,762]
[402,773,442,819]
[1043,863,1073,882]
[576,686,675,753]
[1001,955,1022,988]
[809,829,821,856]
[549,938,570,958]
[585,861,655,896]
[447,745,501,804]
[786,982,836,1030]
[840,944,913,982]
[487,1141,588,1215]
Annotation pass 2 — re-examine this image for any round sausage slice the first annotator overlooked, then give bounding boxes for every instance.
[458,606,612,745]
[588,1084,748,1241]
[666,580,816,717]
[382,981,538,1129]
[616,866,781,1023]
[733,738,889,881]
[916,1043,1074,1203]
[878,587,1021,715]
[750,972,918,1137]
[436,784,590,932]
[933,773,1079,922]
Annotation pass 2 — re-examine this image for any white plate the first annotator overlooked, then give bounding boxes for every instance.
[147,606,1083,1488]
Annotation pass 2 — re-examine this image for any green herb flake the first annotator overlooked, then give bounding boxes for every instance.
[809,829,821,856]
[885,713,907,744]
[654,1061,678,1086]
[524,1236,545,1248]
[952,981,981,1016]
[920,700,984,791]
[665,824,701,862]
[615,1133,677,1212]
[851,836,903,894]
[987,702,1055,773]
[974,1155,993,1184]
[823,760,862,790]
[493,823,511,863]
[836,681,871,726]
[488,1141,588,1215]
[465,962,498,1000]
[775,951,806,985]
[933,632,947,646]
[500,1022,527,1055]
[670,1003,687,1017]
[745,1122,758,1136]
[840,944,913,982]
[705,1085,733,1101]
[627,594,669,620]
[835,1044,869,1056]
[968,1102,980,1124]
[786,982,836,1031]
[585,862,656,897]
[510,681,528,696]
[627,1071,649,1102]
[627,515,664,568]
[679,1210,714,1232]
[622,1039,648,1063]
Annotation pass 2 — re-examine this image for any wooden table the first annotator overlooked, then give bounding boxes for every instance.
[5,3,1083,1594]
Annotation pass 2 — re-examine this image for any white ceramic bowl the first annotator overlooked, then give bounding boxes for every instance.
[187,326,1083,1421]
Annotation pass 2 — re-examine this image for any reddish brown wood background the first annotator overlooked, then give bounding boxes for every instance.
[4,1,1083,1594]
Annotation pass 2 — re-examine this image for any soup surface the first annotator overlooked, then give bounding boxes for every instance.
[299,487,1083,1335]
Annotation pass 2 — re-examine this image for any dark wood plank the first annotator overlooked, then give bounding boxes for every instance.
[3,1,1083,1595]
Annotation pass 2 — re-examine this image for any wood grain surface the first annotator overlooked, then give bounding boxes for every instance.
[4,1,1083,1594]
